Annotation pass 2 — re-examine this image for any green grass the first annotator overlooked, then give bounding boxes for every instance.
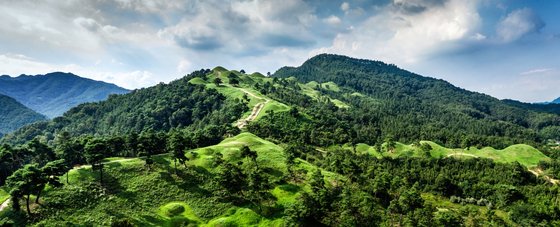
[350,92,364,97]
[250,72,265,78]
[422,193,514,225]
[320,82,340,92]
[188,77,206,85]
[256,101,290,120]
[332,141,550,167]
[204,207,284,227]
[193,69,290,122]
[299,81,349,108]
[330,99,349,108]
[192,132,287,173]
[11,133,298,226]
[157,202,202,226]
[0,187,9,204]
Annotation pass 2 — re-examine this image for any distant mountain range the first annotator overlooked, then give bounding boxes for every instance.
[0,72,129,118]
[4,54,560,147]
[0,94,46,135]
[551,97,560,104]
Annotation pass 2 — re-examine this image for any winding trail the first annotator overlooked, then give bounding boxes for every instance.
[528,168,559,185]
[235,88,270,129]
[446,153,478,158]
[444,153,559,184]
[0,198,10,212]
[75,153,169,170]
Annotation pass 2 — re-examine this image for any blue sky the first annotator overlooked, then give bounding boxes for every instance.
[0,0,559,102]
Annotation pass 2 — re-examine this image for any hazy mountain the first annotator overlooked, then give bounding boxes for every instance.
[0,72,129,118]
[0,94,46,135]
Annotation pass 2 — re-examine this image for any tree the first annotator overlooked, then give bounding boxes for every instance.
[284,145,297,179]
[27,138,56,166]
[167,130,188,173]
[240,69,246,74]
[240,146,258,169]
[33,159,68,203]
[218,162,247,203]
[229,78,240,86]
[213,77,222,86]
[138,130,164,169]
[55,132,79,183]
[309,168,325,192]
[84,138,108,185]
[6,164,43,215]
[227,72,240,86]
[384,136,396,153]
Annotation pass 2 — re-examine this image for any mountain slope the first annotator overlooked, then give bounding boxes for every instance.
[1,59,560,226]
[1,69,248,145]
[267,54,560,146]
[0,94,46,135]
[0,72,129,118]
[552,97,560,104]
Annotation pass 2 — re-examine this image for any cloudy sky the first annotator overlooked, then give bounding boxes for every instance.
[1,0,559,102]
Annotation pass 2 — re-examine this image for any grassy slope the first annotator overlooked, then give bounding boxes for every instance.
[422,193,515,226]
[300,81,349,109]
[0,133,517,225]
[334,141,550,167]
[0,187,8,204]
[11,133,319,226]
[192,69,290,121]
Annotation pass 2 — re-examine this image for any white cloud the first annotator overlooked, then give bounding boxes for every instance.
[177,59,192,74]
[0,54,158,89]
[471,33,487,40]
[520,68,554,75]
[0,0,557,102]
[315,0,482,64]
[324,15,342,26]
[497,8,544,42]
[504,68,560,102]
[341,2,350,12]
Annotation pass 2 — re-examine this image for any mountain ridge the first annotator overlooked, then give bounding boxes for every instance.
[0,72,129,118]
[0,94,46,135]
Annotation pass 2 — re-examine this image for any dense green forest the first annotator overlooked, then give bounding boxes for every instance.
[1,70,247,145]
[0,94,45,135]
[273,54,560,147]
[1,55,560,226]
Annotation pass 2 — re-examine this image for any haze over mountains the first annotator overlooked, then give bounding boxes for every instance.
[0,72,129,118]
[0,94,46,136]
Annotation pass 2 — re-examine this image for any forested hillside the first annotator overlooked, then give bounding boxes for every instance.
[270,54,560,148]
[1,56,560,226]
[0,72,129,118]
[1,70,247,145]
[0,94,45,135]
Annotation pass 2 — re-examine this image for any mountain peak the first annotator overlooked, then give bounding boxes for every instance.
[0,72,129,118]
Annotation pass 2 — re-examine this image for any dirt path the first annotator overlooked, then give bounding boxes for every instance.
[235,88,270,129]
[529,168,559,185]
[75,153,169,170]
[0,198,10,212]
[446,153,478,158]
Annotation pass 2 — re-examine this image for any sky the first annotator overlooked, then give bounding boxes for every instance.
[0,0,559,102]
